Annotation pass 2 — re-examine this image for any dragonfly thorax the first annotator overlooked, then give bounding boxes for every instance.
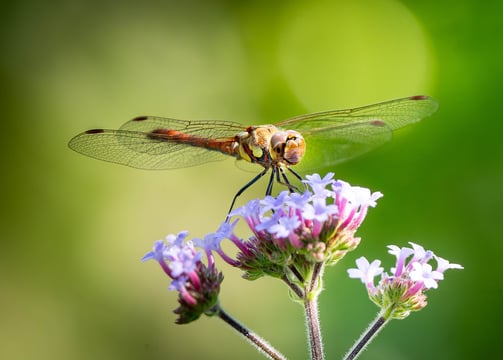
[237,125,306,169]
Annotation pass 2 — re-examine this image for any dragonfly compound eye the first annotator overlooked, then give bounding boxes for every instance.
[271,130,306,165]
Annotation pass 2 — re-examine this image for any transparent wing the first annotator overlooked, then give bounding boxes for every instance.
[68,117,245,170]
[119,116,244,137]
[277,96,438,170]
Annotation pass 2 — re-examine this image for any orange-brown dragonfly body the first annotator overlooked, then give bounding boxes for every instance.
[69,95,438,210]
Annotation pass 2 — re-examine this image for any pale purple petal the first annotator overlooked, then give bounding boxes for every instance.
[260,191,290,213]
[409,262,444,289]
[435,255,464,272]
[141,240,167,262]
[302,201,338,222]
[347,257,383,285]
[387,245,414,276]
[268,215,301,238]
[304,173,335,199]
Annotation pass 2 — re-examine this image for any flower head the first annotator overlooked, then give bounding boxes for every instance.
[348,242,463,319]
[142,231,223,324]
[214,173,382,281]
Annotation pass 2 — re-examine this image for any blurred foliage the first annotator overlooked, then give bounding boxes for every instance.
[0,0,501,359]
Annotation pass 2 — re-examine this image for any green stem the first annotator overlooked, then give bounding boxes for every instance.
[304,293,324,360]
[281,274,304,299]
[308,263,324,294]
[343,313,390,360]
[289,264,305,283]
[304,262,325,360]
[217,305,287,360]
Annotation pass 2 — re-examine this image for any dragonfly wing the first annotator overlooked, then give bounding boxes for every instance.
[119,116,244,137]
[278,96,438,169]
[278,96,438,132]
[69,117,245,170]
[296,120,393,171]
[68,129,235,170]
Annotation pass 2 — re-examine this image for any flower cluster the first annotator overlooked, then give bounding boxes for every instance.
[140,171,463,359]
[348,242,463,319]
[203,173,382,281]
[142,231,223,324]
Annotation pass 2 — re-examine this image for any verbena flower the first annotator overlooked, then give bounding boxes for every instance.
[348,242,463,319]
[142,231,223,324]
[207,173,382,281]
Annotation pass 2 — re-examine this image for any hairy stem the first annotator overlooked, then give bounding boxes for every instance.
[344,314,389,360]
[281,274,304,298]
[304,293,324,360]
[304,262,325,360]
[217,306,287,360]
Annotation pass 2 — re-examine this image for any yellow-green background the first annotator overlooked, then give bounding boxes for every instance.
[1,0,500,359]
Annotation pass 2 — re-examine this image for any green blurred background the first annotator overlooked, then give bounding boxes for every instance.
[1,0,500,359]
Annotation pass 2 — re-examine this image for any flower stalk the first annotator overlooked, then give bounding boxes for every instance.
[304,287,324,360]
[217,305,287,360]
[343,314,388,360]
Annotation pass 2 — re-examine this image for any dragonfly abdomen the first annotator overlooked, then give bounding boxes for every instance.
[148,129,239,157]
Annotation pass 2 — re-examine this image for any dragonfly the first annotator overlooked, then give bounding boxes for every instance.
[68,95,438,212]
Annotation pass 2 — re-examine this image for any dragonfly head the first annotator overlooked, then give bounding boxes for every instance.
[271,130,306,166]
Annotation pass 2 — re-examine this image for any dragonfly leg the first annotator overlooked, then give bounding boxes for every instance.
[277,167,301,194]
[266,167,277,196]
[227,167,270,218]
[287,167,303,182]
[287,167,307,192]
